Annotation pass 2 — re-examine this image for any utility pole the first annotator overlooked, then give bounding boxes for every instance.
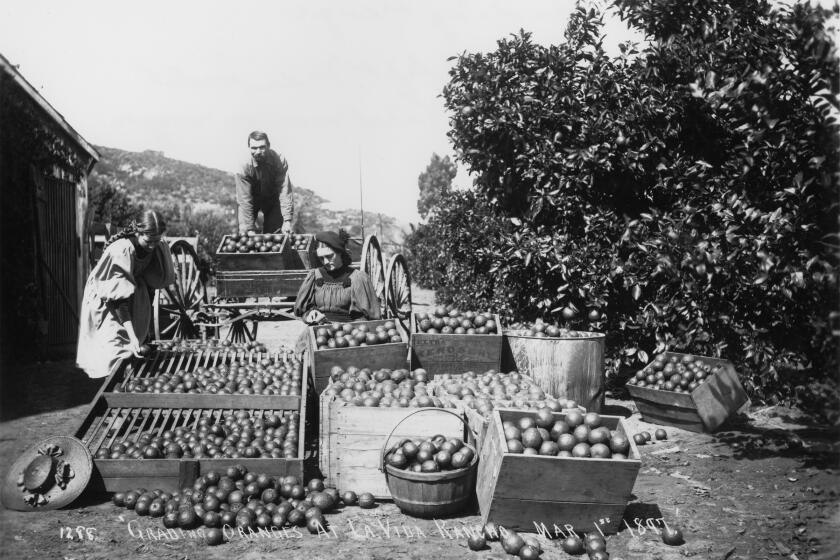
[359,150,365,239]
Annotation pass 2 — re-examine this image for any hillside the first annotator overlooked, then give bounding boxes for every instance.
[88,146,408,248]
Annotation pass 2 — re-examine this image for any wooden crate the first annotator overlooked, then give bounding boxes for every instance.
[461,402,587,453]
[626,352,750,433]
[215,234,292,271]
[409,313,503,377]
[286,234,319,269]
[319,392,468,498]
[101,347,304,410]
[215,269,309,298]
[73,356,309,492]
[477,408,641,535]
[308,319,410,394]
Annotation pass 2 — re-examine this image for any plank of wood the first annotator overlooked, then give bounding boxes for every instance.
[296,353,309,461]
[319,392,334,485]
[626,383,697,408]
[333,464,392,498]
[634,402,705,432]
[693,364,750,431]
[332,405,465,439]
[215,270,308,298]
[100,476,182,493]
[95,458,184,477]
[103,393,300,411]
[483,498,628,535]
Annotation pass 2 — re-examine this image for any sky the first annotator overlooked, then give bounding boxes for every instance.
[0,1,641,224]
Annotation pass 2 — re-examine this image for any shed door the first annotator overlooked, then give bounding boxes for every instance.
[37,174,79,347]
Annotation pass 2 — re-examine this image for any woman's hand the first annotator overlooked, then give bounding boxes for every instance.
[124,321,143,357]
[305,309,325,325]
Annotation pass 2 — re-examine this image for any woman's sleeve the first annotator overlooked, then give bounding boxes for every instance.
[96,243,138,302]
[293,270,318,317]
[350,270,381,320]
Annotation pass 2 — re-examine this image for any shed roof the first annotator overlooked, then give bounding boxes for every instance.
[0,52,99,171]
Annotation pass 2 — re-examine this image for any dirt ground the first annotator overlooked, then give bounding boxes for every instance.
[1,287,839,560]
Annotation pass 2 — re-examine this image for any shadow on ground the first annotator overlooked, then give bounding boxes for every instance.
[0,359,102,421]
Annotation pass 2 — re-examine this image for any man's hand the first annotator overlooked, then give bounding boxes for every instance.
[305,310,325,325]
[281,221,293,234]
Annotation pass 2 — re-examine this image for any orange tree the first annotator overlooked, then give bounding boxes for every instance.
[409,1,839,408]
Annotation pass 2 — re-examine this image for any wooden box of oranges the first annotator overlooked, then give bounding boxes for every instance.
[308,319,410,394]
[410,308,503,378]
[286,233,319,269]
[215,232,293,271]
[319,371,466,498]
[74,345,309,492]
[477,408,641,535]
[625,352,750,433]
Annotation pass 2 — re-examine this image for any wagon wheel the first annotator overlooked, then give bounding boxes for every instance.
[385,253,412,328]
[361,234,386,318]
[223,310,259,344]
[153,240,206,340]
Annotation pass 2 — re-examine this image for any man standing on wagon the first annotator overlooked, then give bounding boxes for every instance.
[235,130,295,234]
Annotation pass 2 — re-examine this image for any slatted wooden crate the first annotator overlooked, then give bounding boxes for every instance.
[308,319,410,394]
[102,346,303,410]
[215,234,292,271]
[319,392,467,499]
[477,408,641,535]
[626,352,750,433]
[409,313,503,377]
[74,352,309,492]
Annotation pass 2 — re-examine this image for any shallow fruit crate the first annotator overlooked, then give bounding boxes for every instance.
[626,352,750,433]
[319,392,467,499]
[215,234,292,271]
[409,313,503,377]
[477,408,641,535]
[101,346,304,410]
[308,319,410,394]
[74,356,309,492]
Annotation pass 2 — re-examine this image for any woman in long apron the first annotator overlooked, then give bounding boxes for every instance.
[292,230,380,355]
[76,209,176,379]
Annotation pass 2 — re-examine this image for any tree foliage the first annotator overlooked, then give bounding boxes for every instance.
[417,153,457,219]
[407,0,839,408]
[86,179,140,226]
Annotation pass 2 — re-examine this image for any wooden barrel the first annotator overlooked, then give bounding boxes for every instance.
[502,331,605,412]
[380,408,478,518]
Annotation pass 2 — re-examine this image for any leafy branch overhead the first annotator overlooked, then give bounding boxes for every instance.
[408,0,839,409]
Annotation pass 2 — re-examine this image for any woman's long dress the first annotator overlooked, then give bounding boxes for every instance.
[76,238,176,378]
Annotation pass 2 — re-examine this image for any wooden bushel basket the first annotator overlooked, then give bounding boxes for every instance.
[380,408,478,518]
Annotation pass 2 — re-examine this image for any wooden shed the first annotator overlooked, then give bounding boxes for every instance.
[0,53,99,363]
